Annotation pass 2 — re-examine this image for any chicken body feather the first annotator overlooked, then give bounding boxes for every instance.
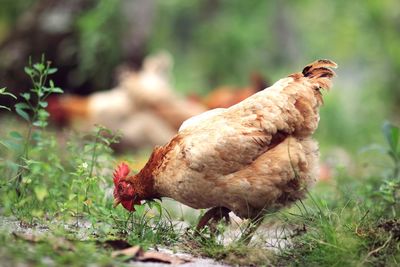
[122,60,337,219]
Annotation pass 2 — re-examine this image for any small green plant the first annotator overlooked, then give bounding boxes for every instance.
[16,55,63,146]
[9,56,63,197]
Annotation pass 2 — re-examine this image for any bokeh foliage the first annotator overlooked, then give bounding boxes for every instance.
[0,0,399,151]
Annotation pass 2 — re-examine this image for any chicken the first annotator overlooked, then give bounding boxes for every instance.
[203,72,269,109]
[47,84,175,149]
[47,52,206,149]
[112,59,337,242]
[47,88,134,132]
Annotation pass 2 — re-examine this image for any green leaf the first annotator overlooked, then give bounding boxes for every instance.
[24,67,33,76]
[33,63,45,72]
[383,121,399,153]
[15,102,30,109]
[15,107,30,121]
[39,101,48,108]
[33,121,48,128]
[152,201,163,216]
[9,131,23,139]
[133,204,145,216]
[46,68,58,75]
[50,87,64,94]
[15,102,31,122]
[34,186,48,202]
[38,108,49,117]
[99,136,111,145]
[21,93,30,101]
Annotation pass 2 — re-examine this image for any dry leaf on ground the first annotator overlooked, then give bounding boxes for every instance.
[111,245,191,265]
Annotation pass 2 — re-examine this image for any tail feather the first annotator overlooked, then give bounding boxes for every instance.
[305,67,335,79]
[302,59,337,76]
[301,59,337,91]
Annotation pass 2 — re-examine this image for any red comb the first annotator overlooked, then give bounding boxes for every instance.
[113,162,131,185]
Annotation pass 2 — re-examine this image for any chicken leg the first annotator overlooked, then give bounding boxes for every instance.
[196,207,231,233]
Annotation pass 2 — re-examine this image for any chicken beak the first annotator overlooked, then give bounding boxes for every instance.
[113,197,121,208]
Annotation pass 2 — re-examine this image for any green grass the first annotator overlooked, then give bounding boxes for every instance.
[0,232,118,267]
[0,58,181,266]
[0,59,399,266]
[275,163,400,267]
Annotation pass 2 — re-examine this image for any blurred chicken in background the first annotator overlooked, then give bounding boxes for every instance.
[47,52,207,150]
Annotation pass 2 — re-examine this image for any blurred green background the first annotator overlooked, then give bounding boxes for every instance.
[0,0,399,152]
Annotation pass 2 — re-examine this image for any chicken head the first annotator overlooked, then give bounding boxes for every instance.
[112,163,141,211]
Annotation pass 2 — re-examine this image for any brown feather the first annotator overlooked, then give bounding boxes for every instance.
[126,135,184,200]
[128,59,336,220]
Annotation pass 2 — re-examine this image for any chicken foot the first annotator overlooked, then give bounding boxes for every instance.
[196,207,231,233]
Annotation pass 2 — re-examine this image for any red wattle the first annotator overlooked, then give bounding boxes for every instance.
[121,199,141,212]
